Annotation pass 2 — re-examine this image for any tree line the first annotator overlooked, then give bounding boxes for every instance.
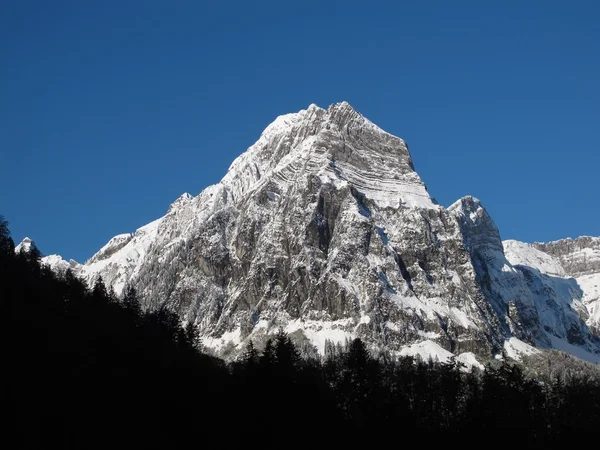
[1,216,599,448]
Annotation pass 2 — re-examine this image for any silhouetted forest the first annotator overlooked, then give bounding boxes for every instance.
[2,216,599,449]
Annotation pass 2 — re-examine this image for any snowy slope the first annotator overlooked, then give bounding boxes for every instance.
[505,238,600,339]
[38,102,600,364]
[448,199,600,357]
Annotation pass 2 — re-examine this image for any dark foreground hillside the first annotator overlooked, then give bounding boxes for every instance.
[1,216,599,449]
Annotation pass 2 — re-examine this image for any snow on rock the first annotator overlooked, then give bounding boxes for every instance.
[86,233,134,265]
[41,254,77,274]
[167,192,194,214]
[535,237,600,277]
[578,273,600,332]
[15,237,85,278]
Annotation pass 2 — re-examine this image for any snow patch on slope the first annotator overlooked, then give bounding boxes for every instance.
[456,352,485,371]
[503,337,541,361]
[202,328,242,352]
[400,340,454,363]
[399,341,484,371]
[86,233,134,265]
[285,319,354,354]
[391,293,477,330]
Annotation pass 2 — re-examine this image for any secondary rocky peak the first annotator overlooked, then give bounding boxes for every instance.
[449,196,503,253]
[326,100,362,124]
[448,195,486,216]
[167,192,194,214]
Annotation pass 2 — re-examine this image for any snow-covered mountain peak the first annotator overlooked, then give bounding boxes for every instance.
[177,192,193,202]
[15,237,39,255]
[326,100,362,120]
[448,196,485,218]
[324,100,406,143]
[221,102,431,210]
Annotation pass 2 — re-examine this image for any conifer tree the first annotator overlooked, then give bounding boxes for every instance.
[260,338,276,371]
[183,320,202,351]
[92,276,108,302]
[0,215,14,257]
[122,285,142,318]
[274,328,300,373]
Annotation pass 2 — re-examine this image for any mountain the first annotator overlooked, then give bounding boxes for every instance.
[36,102,600,364]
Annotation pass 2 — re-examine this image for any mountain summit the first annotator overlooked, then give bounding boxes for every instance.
[40,102,600,363]
[220,101,430,210]
[15,237,36,254]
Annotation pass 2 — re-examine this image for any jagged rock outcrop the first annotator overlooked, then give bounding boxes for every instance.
[39,102,600,363]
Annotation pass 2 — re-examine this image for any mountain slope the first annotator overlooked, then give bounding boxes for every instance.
[505,238,600,341]
[38,102,600,363]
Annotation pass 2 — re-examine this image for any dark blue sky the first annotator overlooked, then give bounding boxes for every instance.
[1,1,598,262]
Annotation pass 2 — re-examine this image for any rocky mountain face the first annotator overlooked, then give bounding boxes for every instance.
[34,102,600,364]
[535,237,600,277]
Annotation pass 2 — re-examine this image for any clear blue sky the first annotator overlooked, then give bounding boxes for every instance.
[1,0,598,262]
